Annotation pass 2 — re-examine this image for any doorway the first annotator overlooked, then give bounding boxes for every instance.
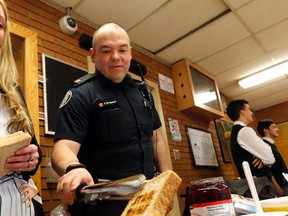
[9,21,41,191]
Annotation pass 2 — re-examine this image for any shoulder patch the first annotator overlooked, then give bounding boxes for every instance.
[72,73,96,87]
[59,90,72,108]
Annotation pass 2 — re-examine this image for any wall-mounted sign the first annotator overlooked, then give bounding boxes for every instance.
[158,73,175,94]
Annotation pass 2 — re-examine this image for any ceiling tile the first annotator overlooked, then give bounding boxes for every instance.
[74,0,168,29]
[220,82,245,98]
[236,0,288,33]
[128,0,228,52]
[270,44,288,62]
[42,0,80,8]
[248,87,288,110]
[216,54,274,88]
[225,0,252,9]
[234,78,288,101]
[196,37,265,74]
[157,13,250,63]
[220,76,287,103]
[256,19,288,51]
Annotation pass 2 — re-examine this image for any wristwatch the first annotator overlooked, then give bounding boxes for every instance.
[65,163,87,174]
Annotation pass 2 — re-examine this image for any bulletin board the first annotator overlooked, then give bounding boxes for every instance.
[42,54,87,135]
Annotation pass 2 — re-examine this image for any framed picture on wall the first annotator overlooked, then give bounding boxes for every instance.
[214,119,233,162]
[185,126,219,167]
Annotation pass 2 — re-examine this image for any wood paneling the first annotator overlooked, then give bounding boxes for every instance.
[275,122,288,166]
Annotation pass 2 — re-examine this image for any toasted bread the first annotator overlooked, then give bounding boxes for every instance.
[0,131,32,177]
[121,170,182,216]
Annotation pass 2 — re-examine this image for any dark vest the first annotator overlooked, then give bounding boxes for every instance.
[263,139,288,187]
[230,124,272,178]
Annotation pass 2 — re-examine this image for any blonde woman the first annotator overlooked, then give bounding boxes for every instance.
[0,0,43,215]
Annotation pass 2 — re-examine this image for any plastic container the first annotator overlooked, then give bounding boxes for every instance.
[50,204,70,216]
[260,196,288,212]
[187,176,235,216]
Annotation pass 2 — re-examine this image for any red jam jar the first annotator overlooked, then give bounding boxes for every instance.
[187,176,235,216]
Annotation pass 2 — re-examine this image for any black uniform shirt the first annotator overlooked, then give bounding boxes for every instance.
[54,72,161,180]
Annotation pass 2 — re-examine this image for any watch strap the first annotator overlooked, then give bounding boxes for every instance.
[65,163,87,174]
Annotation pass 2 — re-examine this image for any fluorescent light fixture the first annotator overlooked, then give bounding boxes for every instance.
[238,61,288,89]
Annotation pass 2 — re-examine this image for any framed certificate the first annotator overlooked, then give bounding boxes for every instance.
[186,126,219,167]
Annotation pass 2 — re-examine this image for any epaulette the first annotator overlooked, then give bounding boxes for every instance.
[133,78,146,88]
[72,73,96,87]
[133,78,142,85]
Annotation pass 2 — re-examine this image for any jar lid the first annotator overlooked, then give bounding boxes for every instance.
[189,176,224,186]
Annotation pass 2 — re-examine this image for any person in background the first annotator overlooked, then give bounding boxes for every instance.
[52,23,171,216]
[226,100,276,181]
[257,119,288,196]
[0,0,44,215]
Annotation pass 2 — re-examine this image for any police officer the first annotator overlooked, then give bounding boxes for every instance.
[51,23,171,216]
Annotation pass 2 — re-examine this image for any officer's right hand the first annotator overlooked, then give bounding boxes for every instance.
[57,168,94,205]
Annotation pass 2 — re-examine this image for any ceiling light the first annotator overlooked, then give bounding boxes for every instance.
[238,61,288,89]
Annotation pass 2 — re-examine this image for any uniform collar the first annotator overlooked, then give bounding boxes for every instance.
[95,71,133,89]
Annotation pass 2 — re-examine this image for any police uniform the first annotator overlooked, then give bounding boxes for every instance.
[54,71,161,216]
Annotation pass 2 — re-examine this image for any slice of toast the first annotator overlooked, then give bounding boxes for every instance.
[0,131,32,177]
[121,170,182,216]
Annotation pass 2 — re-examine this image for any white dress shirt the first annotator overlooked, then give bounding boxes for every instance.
[0,94,11,136]
[235,121,275,165]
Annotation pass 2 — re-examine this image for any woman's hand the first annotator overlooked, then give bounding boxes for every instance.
[5,144,39,172]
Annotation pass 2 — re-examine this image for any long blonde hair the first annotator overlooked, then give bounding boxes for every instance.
[0,0,33,135]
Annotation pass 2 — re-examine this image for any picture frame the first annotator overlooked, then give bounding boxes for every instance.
[214,119,233,162]
[185,126,219,167]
